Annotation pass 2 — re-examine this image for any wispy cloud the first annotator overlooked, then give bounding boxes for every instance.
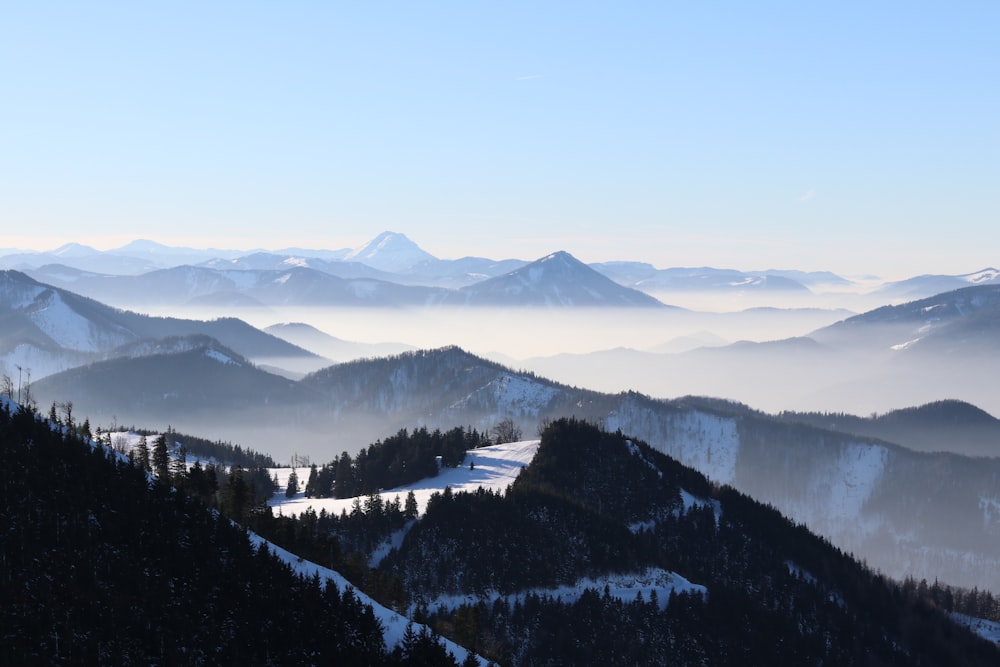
[515,74,543,81]
[798,187,817,202]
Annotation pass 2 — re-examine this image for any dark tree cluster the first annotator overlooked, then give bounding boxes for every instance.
[170,430,277,468]
[899,576,1000,624]
[0,401,459,666]
[300,425,489,499]
[383,485,642,598]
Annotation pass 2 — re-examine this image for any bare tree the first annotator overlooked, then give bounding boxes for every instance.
[20,368,33,410]
[492,418,522,444]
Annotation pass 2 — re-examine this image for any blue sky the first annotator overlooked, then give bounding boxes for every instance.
[2,2,996,278]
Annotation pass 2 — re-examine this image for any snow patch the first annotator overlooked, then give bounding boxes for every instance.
[964,268,999,284]
[950,612,1000,644]
[826,442,887,523]
[369,522,416,568]
[783,440,888,534]
[204,348,239,365]
[246,531,487,664]
[603,401,740,484]
[268,440,540,518]
[29,292,108,352]
[785,560,818,585]
[680,489,722,526]
[891,338,921,351]
[980,497,1000,530]
[419,567,706,615]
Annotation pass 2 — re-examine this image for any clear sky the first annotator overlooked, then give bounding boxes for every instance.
[2,2,997,278]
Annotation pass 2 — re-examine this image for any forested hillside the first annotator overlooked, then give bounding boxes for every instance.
[0,399,464,665]
[375,419,1000,666]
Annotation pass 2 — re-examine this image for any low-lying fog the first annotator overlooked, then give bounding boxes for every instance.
[131,284,1000,421]
[156,298,851,360]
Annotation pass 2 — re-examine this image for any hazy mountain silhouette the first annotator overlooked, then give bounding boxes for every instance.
[442,251,669,307]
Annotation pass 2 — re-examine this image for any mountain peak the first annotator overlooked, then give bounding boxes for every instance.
[452,251,667,307]
[344,232,436,272]
[115,239,173,252]
[52,242,100,258]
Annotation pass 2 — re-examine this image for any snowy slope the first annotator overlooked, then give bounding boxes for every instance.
[951,612,1000,645]
[269,439,540,517]
[245,531,487,665]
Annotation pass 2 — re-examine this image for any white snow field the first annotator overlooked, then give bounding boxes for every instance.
[268,439,541,517]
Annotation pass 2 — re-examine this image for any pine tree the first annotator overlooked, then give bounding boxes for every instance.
[135,434,151,472]
[304,464,319,497]
[286,469,299,498]
[152,434,170,481]
[170,444,188,486]
[404,489,419,520]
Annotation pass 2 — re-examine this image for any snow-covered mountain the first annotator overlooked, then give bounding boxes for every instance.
[27,264,450,309]
[3,232,870,304]
[343,231,437,273]
[0,270,321,380]
[26,253,667,309]
[443,251,669,307]
[592,263,815,294]
[812,283,1000,355]
[877,267,1000,300]
[8,233,997,308]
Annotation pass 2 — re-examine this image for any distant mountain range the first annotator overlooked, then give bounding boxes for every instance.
[22,246,669,310]
[7,230,997,305]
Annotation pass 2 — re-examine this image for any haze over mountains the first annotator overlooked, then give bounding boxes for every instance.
[8,231,999,308]
[3,233,1000,593]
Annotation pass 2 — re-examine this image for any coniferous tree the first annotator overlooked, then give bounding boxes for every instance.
[286,469,300,498]
[135,434,151,472]
[404,490,419,520]
[305,463,319,497]
[152,434,170,481]
[170,444,188,485]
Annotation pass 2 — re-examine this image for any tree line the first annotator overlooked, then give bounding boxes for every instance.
[296,425,490,499]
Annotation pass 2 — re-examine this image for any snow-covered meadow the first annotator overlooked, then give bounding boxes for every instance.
[267,439,540,517]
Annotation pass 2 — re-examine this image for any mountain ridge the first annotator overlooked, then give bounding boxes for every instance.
[7,232,997,305]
